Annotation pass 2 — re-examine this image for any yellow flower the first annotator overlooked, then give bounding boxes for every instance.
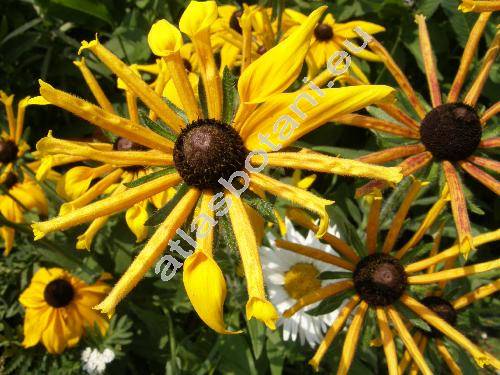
[459,0,500,12]
[0,93,49,255]
[19,267,110,354]
[284,9,385,81]
[33,3,401,333]
[334,13,500,258]
[282,192,500,373]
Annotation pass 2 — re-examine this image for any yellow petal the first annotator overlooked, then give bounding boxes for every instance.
[245,297,279,330]
[148,19,183,56]
[126,202,149,242]
[183,251,240,334]
[179,0,218,37]
[76,216,110,250]
[235,6,326,106]
[94,188,200,316]
[241,85,395,147]
[56,165,113,201]
[73,58,114,113]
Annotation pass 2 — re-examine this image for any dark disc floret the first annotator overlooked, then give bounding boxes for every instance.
[314,23,334,41]
[173,119,247,190]
[421,296,457,337]
[2,172,18,190]
[229,10,243,34]
[0,139,19,164]
[353,254,408,306]
[183,58,192,72]
[44,278,75,308]
[420,103,482,161]
[113,136,147,172]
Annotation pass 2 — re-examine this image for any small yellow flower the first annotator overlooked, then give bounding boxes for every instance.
[19,267,110,354]
[33,2,401,334]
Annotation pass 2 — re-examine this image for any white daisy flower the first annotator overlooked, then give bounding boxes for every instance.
[81,347,115,375]
[260,218,347,348]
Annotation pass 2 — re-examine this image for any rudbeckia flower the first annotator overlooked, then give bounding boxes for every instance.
[32,2,402,333]
[19,267,110,354]
[281,196,500,373]
[399,243,500,374]
[0,92,48,255]
[334,13,499,257]
[260,218,346,348]
[459,0,500,12]
[283,9,385,81]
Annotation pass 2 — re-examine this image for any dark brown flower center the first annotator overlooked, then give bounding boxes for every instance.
[420,103,482,161]
[0,140,19,164]
[229,10,243,34]
[44,278,75,308]
[314,23,334,41]
[257,45,267,55]
[353,254,408,306]
[420,296,457,337]
[2,172,18,190]
[173,119,247,190]
[114,137,147,172]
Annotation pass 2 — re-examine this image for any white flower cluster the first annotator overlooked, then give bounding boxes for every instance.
[81,347,115,375]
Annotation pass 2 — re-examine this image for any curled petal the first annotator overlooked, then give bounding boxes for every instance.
[179,0,218,37]
[148,19,183,56]
[246,297,279,330]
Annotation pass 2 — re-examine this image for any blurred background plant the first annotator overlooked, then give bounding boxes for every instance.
[0,0,498,374]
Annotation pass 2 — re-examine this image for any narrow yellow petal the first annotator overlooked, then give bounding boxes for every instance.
[401,294,498,368]
[0,91,16,138]
[335,113,420,138]
[366,190,382,254]
[309,296,360,371]
[406,229,500,273]
[250,172,333,237]
[226,192,278,329]
[448,12,491,102]
[73,58,115,113]
[459,1,500,12]
[78,38,184,132]
[95,188,200,316]
[235,6,327,106]
[452,279,500,310]
[275,239,355,271]
[32,173,182,239]
[376,308,398,375]
[408,259,500,284]
[37,135,173,166]
[56,164,114,201]
[39,80,174,152]
[251,152,403,183]
[386,306,433,375]
[76,216,110,251]
[337,301,369,375]
[435,339,463,375]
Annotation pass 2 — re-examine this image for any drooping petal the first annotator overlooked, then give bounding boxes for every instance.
[126,202,149,242]
[148,19,183,57]
[33,173,182,240]
[95,188,200,316]
[56,165,114,201]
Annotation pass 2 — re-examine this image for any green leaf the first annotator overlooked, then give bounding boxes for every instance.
[145,183,188,226]
[219,214,238,253]
[139,111,178,142]
[417,0,442,17]
[0,18,42,46]
[52,0,114,26]
[163,97,189,124]
[246,317,266,359]
[307,289,354,316]
[318,271,353,280]
[124,167,176,188]
[222,67,239,125]
[241,189,278,224]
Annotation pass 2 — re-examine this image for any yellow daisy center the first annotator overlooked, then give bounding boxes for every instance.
[0,139,18,164]
[173,119,247,189]
[353,254,407,306]
[284,262,322,300]
[44,278,75,308]
[420,103,482,161]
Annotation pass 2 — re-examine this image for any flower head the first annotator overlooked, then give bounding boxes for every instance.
[332,13,500,257]
[32,2,401,333]
[281,192,500,373]
[19,268,110,354]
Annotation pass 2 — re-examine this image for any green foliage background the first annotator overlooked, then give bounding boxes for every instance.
[0,0,498,374]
